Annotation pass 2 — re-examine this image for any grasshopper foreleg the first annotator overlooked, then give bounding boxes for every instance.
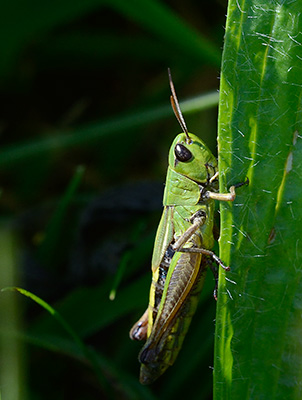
[204,177,249,202]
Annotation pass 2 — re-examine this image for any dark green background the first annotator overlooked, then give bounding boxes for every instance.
[0,1,228,399]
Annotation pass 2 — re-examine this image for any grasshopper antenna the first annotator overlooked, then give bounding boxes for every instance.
[168,68,191,143]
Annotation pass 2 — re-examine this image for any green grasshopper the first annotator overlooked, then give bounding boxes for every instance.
[130,70,247,385]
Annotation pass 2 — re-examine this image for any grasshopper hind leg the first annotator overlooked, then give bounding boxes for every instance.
[177,246,230,271]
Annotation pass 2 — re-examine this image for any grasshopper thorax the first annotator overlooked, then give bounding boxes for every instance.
[168,132,217,184]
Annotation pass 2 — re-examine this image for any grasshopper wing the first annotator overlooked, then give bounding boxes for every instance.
[130,206,174,341]
[139,250,204,384]
[151,206,174,272]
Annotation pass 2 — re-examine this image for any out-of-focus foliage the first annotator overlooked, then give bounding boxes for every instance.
[0,1,227,399]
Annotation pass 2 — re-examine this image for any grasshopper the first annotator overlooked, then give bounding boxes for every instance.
[130,70,247,385]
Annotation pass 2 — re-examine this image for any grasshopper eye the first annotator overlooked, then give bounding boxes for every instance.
[174,144,192,162]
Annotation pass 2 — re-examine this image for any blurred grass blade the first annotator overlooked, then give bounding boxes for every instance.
[2,286,111,394]
[0,92,219,168]
[38,165,85,268]
[215,1,302,399]
[109,220,147,301]
[30,273,150,339]
[2,285,157,398]
[107,0,221,66]
[109,250,133,301]
[0,228,25,400]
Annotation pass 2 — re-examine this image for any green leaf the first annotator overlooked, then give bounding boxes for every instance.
[215,1,302,399]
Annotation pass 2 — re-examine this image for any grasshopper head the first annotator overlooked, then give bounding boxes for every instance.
[167,70,217,184]
[168,132,217,184]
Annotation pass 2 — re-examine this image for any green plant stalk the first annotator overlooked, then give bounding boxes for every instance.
[215,1,302,399]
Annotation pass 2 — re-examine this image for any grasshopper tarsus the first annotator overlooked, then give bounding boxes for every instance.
[234,176,249,189]
[211,252,230,271]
